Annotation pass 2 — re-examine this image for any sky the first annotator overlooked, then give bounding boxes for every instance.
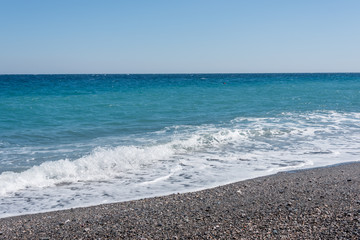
[0,0,359,74]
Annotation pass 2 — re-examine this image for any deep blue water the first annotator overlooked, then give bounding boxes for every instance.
[1,73,360,217]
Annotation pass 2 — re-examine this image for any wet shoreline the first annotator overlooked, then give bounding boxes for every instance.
[0,162,359,239]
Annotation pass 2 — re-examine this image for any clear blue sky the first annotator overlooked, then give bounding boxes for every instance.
[1,0,359,74]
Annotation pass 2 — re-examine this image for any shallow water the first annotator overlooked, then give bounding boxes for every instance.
[0,73,360,217]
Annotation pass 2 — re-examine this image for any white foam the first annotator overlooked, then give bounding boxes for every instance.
[1,110,360,217]
[139,165,182,185]
[0,145,174,196]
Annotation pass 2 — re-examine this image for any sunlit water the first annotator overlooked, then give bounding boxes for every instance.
[1,73,360,217]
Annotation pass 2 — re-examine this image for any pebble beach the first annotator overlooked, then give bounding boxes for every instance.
[0,162,359,239]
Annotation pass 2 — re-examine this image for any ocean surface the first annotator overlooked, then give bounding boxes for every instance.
[0,73,360,218]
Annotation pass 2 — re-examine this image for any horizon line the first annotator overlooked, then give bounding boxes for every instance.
[1,71,360,76]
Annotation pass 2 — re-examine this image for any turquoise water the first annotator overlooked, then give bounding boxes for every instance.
[1,73,360,217]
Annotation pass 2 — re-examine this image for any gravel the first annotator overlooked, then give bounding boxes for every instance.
[0,162,359,239]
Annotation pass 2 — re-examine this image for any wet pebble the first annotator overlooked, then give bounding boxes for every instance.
[0,162,359,239]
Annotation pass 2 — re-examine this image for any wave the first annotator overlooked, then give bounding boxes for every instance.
[0,145,174,196]
[1,110,360,197]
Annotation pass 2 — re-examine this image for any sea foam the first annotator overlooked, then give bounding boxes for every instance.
[1,111,360,217]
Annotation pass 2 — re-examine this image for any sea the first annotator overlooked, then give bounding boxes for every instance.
[0,73,360,218]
